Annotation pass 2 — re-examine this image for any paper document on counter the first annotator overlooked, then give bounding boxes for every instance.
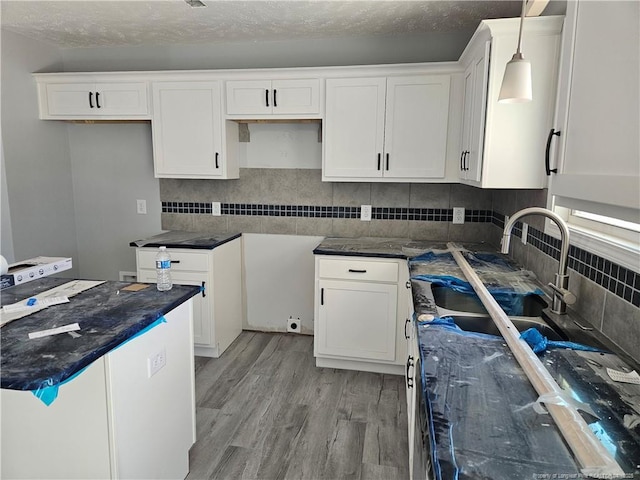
[0,280,105,327]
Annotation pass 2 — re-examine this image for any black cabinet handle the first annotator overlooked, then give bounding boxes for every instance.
[385,153,389,171]
[201,281,206,298]
[89,92,94,108]
[377,153,381,170]
[545,128,560,176]
[265,89,269,107]
[404,318,411,339]
[320,288,324,306]
[215,152,219,169]
[406,356,414,388]
[273,89,277,107]
[348,269,367,273]
[463,151,469,171]
[170,260,181,264]
[95,92,101,109]
[460,151,464,171]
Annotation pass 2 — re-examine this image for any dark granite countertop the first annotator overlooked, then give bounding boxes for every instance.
[408,256,640,479]
[130,230,241,250]
[1,277,200,391]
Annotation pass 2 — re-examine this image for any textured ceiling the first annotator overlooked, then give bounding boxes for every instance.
[0,1,525,48]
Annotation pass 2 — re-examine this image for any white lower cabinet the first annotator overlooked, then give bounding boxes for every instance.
[136,238,243,358]
[314,256,408,374]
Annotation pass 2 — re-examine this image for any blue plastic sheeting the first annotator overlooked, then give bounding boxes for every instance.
[520,328,604,354]
[411,273,543,316]
[31,316,167,406]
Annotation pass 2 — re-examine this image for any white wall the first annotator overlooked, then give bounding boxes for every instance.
[242,234,322,334]
[1,30,78,272]
[60,32,471,72]
[67,123,161,281]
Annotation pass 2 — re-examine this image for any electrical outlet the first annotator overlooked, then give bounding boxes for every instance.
[147,347,166,378]
[521,222,528,245]
[360,205,372,221]
[452,207,465,224]
[212,202,221,216]
[287,317,301,333]
[136,199,147,215]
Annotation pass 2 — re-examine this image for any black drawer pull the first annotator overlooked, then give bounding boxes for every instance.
[404,318,411,339]
[95,92,101,109]
[273,89,277,107]
[265,89,269,107]
[88,91,94,108]
[215,152,219,169]
[385,153,389,171]
[320,287,324,305]
[545,128,560,176]
[348,269,367,273]
[201,281,206,298]
[377,153,381,170]
[170,260,181,264]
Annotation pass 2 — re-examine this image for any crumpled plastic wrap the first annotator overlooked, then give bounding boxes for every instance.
[410,250,544,316]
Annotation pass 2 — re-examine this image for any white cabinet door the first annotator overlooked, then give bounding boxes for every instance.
[137,270,210,346]
[323,77,386,179]
[226,79,272,115]
[226,78,320,115]
[152,81,237,179]
[271,79,321,114]
[45,82,148,118]
[459,43,489,183]
[317,279,397,361]
[385,75,450,179]
[549,0,640,214]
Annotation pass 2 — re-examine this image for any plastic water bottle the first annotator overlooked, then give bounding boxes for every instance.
[155,246,172,291]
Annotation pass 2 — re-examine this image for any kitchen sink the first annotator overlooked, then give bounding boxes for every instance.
[447,314,565,341]
[431,285,547,317]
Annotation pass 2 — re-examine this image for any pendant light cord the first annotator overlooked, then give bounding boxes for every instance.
[516,0,527,54]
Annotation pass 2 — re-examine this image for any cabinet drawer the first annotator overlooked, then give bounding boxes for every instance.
[318,258,398,282]
[137,249,209,272]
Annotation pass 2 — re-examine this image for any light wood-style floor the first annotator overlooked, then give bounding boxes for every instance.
[186,331,409,480]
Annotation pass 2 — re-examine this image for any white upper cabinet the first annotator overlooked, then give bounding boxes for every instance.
[458,16,563,189]
[548,0,639,217]
[226,78,320,116]
[36,78,149,119]
[323,74,451,182]
[151,81,238,179]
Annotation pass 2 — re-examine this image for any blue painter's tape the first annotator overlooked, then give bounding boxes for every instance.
[30,316,167,406]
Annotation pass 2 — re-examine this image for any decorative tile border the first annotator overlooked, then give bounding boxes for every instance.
[492,212,639,307]
[162,202,492,222]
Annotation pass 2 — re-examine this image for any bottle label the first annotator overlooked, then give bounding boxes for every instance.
[156,260,171,269]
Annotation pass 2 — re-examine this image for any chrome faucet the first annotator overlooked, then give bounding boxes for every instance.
[501,207,576,314]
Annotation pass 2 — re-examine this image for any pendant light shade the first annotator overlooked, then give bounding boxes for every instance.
[498,52,532,103]
[498,0,532,103]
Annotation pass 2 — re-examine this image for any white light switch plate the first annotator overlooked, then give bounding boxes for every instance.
[360,205,372,221]
[136,199,147,215]
[212,202,221,216]
[452,207,465,224]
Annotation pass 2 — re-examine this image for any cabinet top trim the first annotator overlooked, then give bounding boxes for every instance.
[33,61,462,81]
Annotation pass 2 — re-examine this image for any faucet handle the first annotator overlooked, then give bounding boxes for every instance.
[547,283,577,305]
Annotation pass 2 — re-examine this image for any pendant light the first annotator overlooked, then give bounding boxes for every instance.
[498,0,532,103]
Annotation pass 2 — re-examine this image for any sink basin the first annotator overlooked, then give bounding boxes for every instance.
[431,285,547,317]
[447,314,565,341]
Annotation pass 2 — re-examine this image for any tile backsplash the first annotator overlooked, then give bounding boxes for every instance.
[160,168,495,242]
